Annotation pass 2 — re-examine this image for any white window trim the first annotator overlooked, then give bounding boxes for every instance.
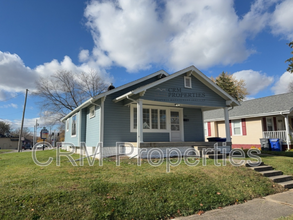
[184,76,192,89]
[71,113,77,137]
[266,117,274,131]
[89,106,96,119]
[130,104,182,133]
[66,119,69,131]
[204,122,208,136]
[232,119,242,136]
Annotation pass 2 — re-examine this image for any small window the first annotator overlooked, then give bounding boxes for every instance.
[89,106,95,118]
[71,114,77,136]
[204,122,207,136]
[66,119,69,131]
[184,76,192,88]
[266,117,274,131]
[232,120,242,135]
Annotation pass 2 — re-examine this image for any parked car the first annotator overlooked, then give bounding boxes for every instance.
[22,143,32,150]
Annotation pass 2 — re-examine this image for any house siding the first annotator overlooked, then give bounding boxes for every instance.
[64,113,79,146]
[143,75,227,107]
[103,76,169,147]
[217,117,263,145]
[85,100,101,147]
[183,108,205,142]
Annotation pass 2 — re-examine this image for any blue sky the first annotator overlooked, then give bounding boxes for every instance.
[0,0,293,130]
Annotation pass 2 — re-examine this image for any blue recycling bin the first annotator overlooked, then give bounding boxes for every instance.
[269,138,282,151]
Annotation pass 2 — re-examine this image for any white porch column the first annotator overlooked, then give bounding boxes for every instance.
[223,107,231,142]
[284,114,290,150]
[137,99,143,147]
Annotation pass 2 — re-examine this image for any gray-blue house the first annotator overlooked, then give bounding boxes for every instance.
[61,66,239,158]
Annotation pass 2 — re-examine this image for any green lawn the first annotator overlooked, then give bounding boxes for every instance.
[0,150,285,219]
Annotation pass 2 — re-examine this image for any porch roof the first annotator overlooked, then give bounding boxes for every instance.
[204,92,293,121]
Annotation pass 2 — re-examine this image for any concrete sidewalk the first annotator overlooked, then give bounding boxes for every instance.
[177,190,293,220]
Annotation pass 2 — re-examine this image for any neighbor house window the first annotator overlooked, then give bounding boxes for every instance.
[71,114,76,136]
[232,120,242,135]
[132,107,167,131]
[89,106,95,118]
[184,76,192,88]
[266,117,274,131]
[66,119,69,131]
[204,122,207,136]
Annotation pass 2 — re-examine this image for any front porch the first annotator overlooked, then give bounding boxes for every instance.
[263,131,293,149]
[122,141,231,158]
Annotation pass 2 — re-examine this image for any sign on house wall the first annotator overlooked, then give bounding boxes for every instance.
[153,87,206,102]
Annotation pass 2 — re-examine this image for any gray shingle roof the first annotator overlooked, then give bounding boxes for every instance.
[204,92,293,121]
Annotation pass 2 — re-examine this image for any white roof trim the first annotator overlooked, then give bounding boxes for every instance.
[61,69,169,121]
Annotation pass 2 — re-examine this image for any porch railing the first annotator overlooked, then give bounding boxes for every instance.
[262,130,293,142]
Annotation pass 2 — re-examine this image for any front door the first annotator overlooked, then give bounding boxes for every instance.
[277,116,285,131]
[170,110,182,142]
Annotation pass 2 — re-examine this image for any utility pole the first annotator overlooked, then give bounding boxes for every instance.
[18,89,28,152]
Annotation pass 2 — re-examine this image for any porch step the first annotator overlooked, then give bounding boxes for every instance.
[247,162,293,189]
[268,175,293,183]
[250,165,274,172]
[245,162,264,167]
[259,170,283,177]
[278,180,293,189]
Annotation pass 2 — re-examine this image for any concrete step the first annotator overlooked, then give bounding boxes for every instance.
[268,175,293,183]
[259,170,283,177]
[250,165,274,172]
[245,162,264,167]
[278,180,293,189]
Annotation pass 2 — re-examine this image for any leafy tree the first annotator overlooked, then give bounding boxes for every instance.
[34,70,108,123]
[0,121,11,136]
[286,41,293,73]
[211,72,248,102]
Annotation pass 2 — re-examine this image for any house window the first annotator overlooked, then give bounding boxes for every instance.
[232,120,242,135]
[89,106,95,118]
[184,76,192,88]
[71,114,76,136]
[204,122,207,136]
[266,117,274,131]
[66,119,69,131]
[132,106,167,131]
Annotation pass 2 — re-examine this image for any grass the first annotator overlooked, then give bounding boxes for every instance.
[0,149,13,154]
[259,155,293,176]
[261,150,293,157]
[0,150,285,219]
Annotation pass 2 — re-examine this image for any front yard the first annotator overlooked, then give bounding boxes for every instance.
[0,150,286,219]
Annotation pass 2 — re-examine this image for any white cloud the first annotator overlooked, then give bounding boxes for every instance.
[270,0,293,40]
[0,51,111,95]
[0,103,17,109]
[84,0,272,72]
[233,70,274,95]
[271,71,293,94]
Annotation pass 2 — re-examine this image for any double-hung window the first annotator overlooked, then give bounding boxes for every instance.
[132,107,167,131]
[232,120,242,135]
[71,114,77,136]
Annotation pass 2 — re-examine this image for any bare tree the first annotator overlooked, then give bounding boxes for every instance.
[34,70,108,123]
[11,127,32,139]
